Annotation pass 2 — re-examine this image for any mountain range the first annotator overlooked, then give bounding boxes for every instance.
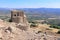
[0,8,60,17]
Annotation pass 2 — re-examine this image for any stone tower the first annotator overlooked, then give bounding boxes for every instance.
[11,10,28,24]
[11,10,29,30]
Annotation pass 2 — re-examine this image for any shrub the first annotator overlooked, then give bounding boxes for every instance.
[57,30,60,34]
[30,23,38,27]
[49,25,60,29]
[9,19,12,22]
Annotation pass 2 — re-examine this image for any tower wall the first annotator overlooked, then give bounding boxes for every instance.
[11,10,24,23]
[11,10,30,30]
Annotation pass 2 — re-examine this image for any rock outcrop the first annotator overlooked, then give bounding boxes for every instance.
[0,19,59,40]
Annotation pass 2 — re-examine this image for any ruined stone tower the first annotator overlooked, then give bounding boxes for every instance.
[11,10,28,24]
[11,10,29,30]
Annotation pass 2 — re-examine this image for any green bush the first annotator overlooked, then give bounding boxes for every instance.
[57,30,60,34]
[30,23,38,27]
[9,19,12,22]
[50,25,60,29]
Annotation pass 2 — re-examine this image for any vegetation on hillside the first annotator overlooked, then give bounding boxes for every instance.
[30,21,38,27]
[45,19,60,29]
[57,30,60,34]
[0,8,60,29]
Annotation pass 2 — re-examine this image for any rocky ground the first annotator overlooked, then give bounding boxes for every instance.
[0,19,60,40]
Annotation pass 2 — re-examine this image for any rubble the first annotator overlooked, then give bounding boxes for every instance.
[0,19,59,40]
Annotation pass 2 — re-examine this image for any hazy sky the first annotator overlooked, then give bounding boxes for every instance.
[0,0,60,8]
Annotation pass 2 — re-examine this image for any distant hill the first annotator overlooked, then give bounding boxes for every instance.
[0,8,60,18]
[0,8,11,16]
[0,8,60,14]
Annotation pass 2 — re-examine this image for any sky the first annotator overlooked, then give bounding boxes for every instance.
[0,0,60,8]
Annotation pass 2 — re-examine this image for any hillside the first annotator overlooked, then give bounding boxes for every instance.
[0,19,60,40]
[0,8,60,20]
[0,8,60,40]
[0,8,60,15]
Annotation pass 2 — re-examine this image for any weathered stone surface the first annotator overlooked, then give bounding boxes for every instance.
[0,19,59,40]
[11,10,28,24]
[11,10,29,30]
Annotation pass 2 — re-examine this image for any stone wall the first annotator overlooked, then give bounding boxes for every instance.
[11,10,24,23]
[11,10,29,30]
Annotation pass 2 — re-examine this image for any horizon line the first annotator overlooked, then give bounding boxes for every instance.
[0,7,60,9]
